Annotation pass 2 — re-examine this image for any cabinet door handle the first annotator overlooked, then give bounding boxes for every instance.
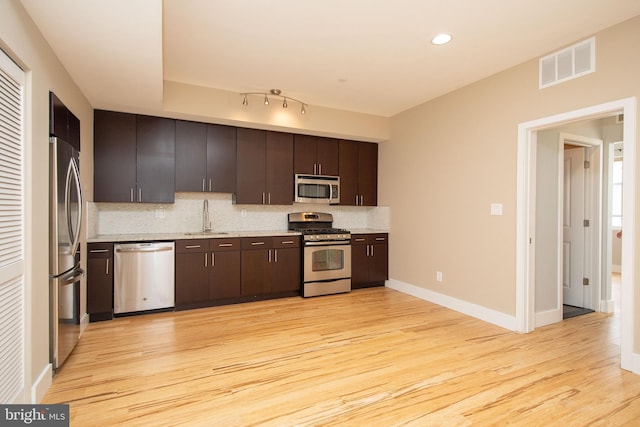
[251,241,265,246]
[105,258,109,275]
[138,187,142,203]
[319,164,322,175]
[360,195,364,206]
[202,178,206,192]
[268,193,271,205]
[204,253,207,267]
[217,243,233,247]
[262,192,265,204]
[366,245,370,257]
[371,245,374,257]
[274,249,278,263]
[355,195,358,205]
[209,179,212,192]
[185,245,201,249]
[90,249,109,253]
[268,249,272,263]
[130,188,134,202]
[212,252,215,267]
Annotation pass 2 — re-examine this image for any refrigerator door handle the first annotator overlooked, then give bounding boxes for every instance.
[65,157,83,256]
[60,267,85,286]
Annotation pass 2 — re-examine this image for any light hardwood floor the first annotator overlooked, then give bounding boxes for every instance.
[43,286,640,426]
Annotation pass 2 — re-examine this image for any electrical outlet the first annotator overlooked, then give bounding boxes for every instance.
[436,271,443,282]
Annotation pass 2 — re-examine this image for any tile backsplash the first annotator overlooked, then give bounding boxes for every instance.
[87,192,390,237]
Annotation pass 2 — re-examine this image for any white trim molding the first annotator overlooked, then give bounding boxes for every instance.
[386,279,517,331]
[31,363,52,404]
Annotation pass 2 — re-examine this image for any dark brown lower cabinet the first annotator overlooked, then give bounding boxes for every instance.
[87,243,114,322]
[271,244,301,293]
[175,250,210,306]
[241,236,301,297]
[175,238,241,309]
[351,233,388,289]
[210,246,241,299]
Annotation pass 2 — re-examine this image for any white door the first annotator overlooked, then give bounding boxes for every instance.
[563,146,586,307]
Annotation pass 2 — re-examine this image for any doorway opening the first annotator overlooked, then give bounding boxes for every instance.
[516,97,637,373]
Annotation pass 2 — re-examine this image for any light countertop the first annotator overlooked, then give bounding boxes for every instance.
[87,228,388,243]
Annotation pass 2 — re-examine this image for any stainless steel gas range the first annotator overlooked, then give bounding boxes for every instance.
[288,212,351,297]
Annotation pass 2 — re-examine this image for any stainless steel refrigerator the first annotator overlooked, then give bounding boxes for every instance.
[49,136,83,371]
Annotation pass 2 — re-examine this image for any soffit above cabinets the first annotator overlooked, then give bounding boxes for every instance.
[19,0,640,117]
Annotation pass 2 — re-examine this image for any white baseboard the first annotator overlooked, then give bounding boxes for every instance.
[633,352,640,375]
[535,308,562,327]
[600,299,615,313]
[31,363,52,403]
[386,279,517,331]
[612,264,622,273]
[80,312,90,335]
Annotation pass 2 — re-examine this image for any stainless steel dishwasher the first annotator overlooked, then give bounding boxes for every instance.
[114,241,175,314]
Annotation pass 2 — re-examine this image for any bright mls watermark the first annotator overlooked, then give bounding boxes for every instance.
[0,405,69,426]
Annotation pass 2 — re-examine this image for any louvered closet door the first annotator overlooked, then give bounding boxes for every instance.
[0,49,25,404]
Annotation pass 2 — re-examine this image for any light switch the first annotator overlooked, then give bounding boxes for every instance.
[491,203,503,216]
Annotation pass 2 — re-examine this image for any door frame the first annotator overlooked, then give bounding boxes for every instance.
[516,97,637,372]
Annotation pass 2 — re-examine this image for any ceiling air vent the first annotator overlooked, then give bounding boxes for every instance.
[539,37,595,89]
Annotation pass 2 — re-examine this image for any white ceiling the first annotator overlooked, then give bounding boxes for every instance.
[20,0,640,117]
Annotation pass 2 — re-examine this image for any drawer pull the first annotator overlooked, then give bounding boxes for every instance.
[281,240,294,245]
[375,237,386,241]
[251,242,265,246]
[185,245,201,249]
[217,243,233,247]
[354,238,366,242]
[90,249,109,253]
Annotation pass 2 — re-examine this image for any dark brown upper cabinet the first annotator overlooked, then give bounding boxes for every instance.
[175,121,236,193]
[136,115,175,203]
[293,135,339,176]
[339,140,378,206]
[50,92,80,151]
[236,128,293,205]
[94,110,175,203]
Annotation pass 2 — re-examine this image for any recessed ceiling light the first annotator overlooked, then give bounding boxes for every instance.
[431,33,452,45]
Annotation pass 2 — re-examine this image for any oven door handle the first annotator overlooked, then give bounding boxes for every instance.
[304,240,350,246]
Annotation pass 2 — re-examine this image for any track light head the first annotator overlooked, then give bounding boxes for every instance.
[241,89,307,115]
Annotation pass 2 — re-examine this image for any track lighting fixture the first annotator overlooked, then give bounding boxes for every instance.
[241,89,307,115]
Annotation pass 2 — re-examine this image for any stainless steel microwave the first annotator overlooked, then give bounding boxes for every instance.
[295,174,340,204]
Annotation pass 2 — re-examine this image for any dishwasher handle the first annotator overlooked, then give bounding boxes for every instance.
[115,244,174,254]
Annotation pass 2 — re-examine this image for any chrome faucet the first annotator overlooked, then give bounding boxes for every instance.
[203,199,211,232]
